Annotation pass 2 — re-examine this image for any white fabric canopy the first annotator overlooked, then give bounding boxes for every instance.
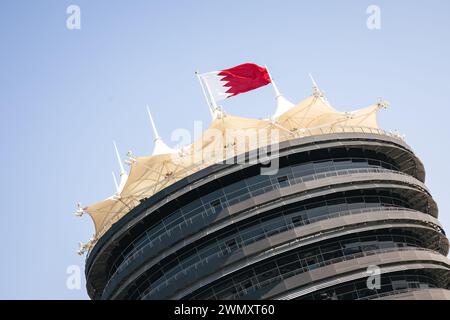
[82,96,386,240]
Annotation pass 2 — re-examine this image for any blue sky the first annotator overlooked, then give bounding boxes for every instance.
[0,0,449,299]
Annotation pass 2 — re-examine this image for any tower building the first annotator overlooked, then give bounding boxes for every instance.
[79,79,450,300]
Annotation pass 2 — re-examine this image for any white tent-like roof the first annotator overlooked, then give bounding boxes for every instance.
[77,80,390,249]
[119,152,199,205]
[275,94,386,138]
[187,111,294,165]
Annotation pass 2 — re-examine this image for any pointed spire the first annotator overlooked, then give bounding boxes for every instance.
[112,171,119,191]
[309,73,329,102]
[309,73,320,94]
[270,76,281,97]
[146,105,161,141]
[272,95,296,119]
[146,106,176,155]
[112,141,128,196]
[266,65,295,119]
[113,141,125,176]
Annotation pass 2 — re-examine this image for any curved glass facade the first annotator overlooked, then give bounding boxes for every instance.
[111,203,439,299]
[85,134,450,300]
[109,158,401,277]
[169,232,438,300]
[297,270,450,300]
[111,194,417,276]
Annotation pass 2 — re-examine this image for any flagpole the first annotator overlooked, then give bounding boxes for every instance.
[200,73,220,115]
[265,65,295,119]
[265,65,281,97]
[195,70,214,118]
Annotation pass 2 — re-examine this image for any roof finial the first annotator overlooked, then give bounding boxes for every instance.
[77,241,85,255]
[125,150,136,166]
[309,73,322,96]
[145,107,177,155]
[309,73,330,105]
[113,141,125,176]
[77,239,94,256]
[377,97,390,109]
[74,202,84,217]
[146,106,161,141]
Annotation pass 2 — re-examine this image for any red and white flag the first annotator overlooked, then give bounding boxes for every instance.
[199,63,271,103]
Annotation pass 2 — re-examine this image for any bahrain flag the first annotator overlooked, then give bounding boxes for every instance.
[199,63,271,103]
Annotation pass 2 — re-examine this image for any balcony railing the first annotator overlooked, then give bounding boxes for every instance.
[142,246,434,300]
[102,167,431,290]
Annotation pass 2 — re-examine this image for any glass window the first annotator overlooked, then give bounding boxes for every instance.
[391,280,408,291]
[321,242,341,253]
[314,160,333,168]
[334,159,352,168]
[255,261,278,283]
[215,285,238,300]
[275,166,292,177]
[181,199,202,217]
[210,199,223,213]
[279,260,302,277]
[239,279,253,291]
[213,279,234,293]
[225,238,238,251]
[223,180,247,194]
[240,227,265,244]
[306,206,329,219]
[264,219,286,236]
[292,162,315,176]
[234,269,256,283]
[277,176,289,188]
[292,215,305,227]
[343,243,362,256]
